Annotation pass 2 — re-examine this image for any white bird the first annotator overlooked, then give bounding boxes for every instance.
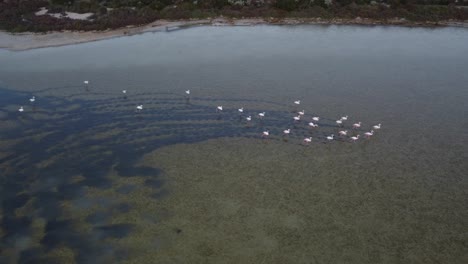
[122,90,127,94]
[262,131,269,137]
[83,80,89,85]
[18,106,24,112]
[293,115,301,121]
[373,123,382,130]
[336,119,343,126]
[185,90,190,95]
[238,107,244,113]
[217,106,223,112]
[308,122,318,128]
[303,137,312,144]
[29,96,35,103]
[283,129,291,135]
[327,134,334,141]
[246,116,252,121]
[341,115,348,121]
[298,110,305,116]
[339,130,348,136]
[136,105,143,110]
[258,112,265,118]
[294,100,300,105]
[312,116,319,122]
[364,130,374,137]
[353,122,362,129]
[350,135,360,142]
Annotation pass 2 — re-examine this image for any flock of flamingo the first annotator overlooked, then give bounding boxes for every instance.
[17,81,382,145]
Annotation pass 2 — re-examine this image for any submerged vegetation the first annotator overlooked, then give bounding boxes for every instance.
[0,0,468,32]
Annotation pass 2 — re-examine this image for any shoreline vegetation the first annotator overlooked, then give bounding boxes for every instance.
[1,0,467,51]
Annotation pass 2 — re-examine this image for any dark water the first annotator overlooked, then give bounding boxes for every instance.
[0,25,467,263]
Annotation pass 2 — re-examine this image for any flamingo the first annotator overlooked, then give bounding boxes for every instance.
[308,122,318,128]
[293,115,301,122]
[336,119,343,126]
[298,110,305,116]
[283,129,291,135]
[364,130,374,138]
[18,106,24,112]
[185,90,190,95]
[312,116,319,122]
[353,122,362,129]
[294,100,300,105]
[303,137,312,144]
[262,131,269,138]
[246,116,252,121]
[327,134,334,141]
[217,106,223,112]
[258,112,265,118]
[136,105,143,111]
[339,130,348,136]
[373,123,382,130]
[341,115,348,121]
[350,135,360,142]
[122,90,127,94]
[29,96,35,103]
[238,107,244,113]
[84,80,89,85]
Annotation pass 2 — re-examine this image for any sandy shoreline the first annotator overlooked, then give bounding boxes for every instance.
[1,17,467,51]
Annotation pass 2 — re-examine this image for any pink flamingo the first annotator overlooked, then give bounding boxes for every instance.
[364,130,374,138]
[353,122,362,129]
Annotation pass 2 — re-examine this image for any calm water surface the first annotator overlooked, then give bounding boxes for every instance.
[0,25,467,263]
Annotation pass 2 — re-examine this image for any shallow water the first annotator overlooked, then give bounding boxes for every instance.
[0,25,467,263]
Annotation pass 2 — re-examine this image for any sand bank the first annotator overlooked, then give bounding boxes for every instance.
[0,17,467,51]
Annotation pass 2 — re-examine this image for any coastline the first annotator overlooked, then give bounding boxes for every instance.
[1,17,467,51]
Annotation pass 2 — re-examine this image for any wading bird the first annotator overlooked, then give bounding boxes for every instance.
[353,122,362,129]
[283,129,291,135]
[350,135,360,142]
[294,100,300,105]
[341,115,348,121]
[293,115,301,122]
[308,122,318,128]
[246,116,252,121]
[122,90,127,94]
[364,130,374,138]
[339,130,348,136]
[136,105,143,111]
[312,116,319,122]
[217,106,223,112]
[238,107,244,113]
[336,119,343,126]
[262,131,269,138]
[29,96,35,103]
[258,112,265,118]
[304,137,312,144]
[18,106,24,112]
[373,123,381,130]
[298,110,305,116]
[327,134,335,141]
[185,90,190,95]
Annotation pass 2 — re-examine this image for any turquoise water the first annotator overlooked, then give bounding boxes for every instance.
[0,25,467,263]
